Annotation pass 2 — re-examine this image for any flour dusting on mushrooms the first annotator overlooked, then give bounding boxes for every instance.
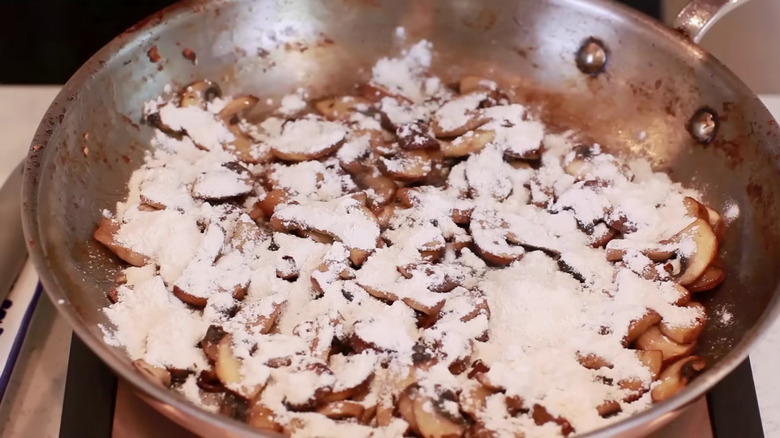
[97,38,726,438]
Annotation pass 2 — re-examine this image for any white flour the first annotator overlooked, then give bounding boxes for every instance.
[98,38,719,438]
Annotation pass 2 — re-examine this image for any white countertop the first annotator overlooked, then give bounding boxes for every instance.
[0,86,777,437]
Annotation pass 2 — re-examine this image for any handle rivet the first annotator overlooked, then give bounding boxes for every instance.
[688,107,719,144]
[576,37,608,76]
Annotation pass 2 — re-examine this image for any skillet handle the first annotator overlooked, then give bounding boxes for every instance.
[674,0,750,43]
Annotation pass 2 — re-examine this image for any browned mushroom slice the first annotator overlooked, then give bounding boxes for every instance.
[402,295,446,316]
[378,150,434,182]
[214,334,242,387]
[635,326,696,365]
[93,217,150,267]
[373,203,401,228]
[315,96,372,121]
[635,349,663,380]
[658,302,706,344]
[473,371,505,392]
[396,122,439,150]
[397,263,467,293]
[664,218,718,286]
[705,206,726,242]
[686,262,726,292]
[172,284,208,308]
[460,290,491,323]
[562,144,600,179]
[254,189,290,219]
[589,223,618,248]
[459,383,495,421]
[218,96,267,164]
[133,359,171,387]
[359,403,378,425]
[650,356,706,402]
[201,324,227,362]
[322,355,376,403]
[298,230,335,245]
[605,241,676,263]
[576,352,613,370]
[232,218,269,252]
[531,404,575,437]
[283,362,336,411]
[316,401,366,419]
[623,309,662,346]
[355,172,398,208]
[358,83,412,104]
[270,117,348,162]
[146,108,184,138]
[179,79,221,109]
[597,400,621,418]
[248,401,283,433]
[237,296,286,334]
[191,168,253,201]
[431,93,490,138]
[276,255,299,280]
[398,384,467,438]
[459,76,498,94]
[440,130,496,158]
[683,197,726,241]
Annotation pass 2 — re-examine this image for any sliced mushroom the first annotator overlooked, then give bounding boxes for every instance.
[179,79,221,109]
[664,218,718,286]
[93,217,149,266]
[431,94,490,138]
[605,241,676,263]
[283,362,336,411]
[172,284,208,308]
[355,172,397,208]
[270,117,348,162]
[248,401,283,433]
[191,168,253,201]
[396,121,439,150]
[218,95,266,164]
[440,130,496,157]
[460,290,491,323]
[459,383,494,421]
[315,96,372,121]
[576,352,613,370]
[214,334,243,387]
[133,359,171,387]
[588,223,618,248]
[238,297,286,334]
[201,324,228,362]
[658,302,706,345]
[232,218,269,252]
[459,76,497,94]
[597,400,622,418]
[316,400,366,419]
[635,325,696,365]
[623,309,662,346]
[401,295,446,316]
[397,384,467,438]
[398,263,467,293]
[650,356,706,402]
[276,255,299,280]
[635,349,663,380]
[358,83,411,104]
[379,150,434,182]
[254,189,290,219]
[686,263,726,292]
[562,144,600,180]
[531,404,575,437]
[683,197,726,242]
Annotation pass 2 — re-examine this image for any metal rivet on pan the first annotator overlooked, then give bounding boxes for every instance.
[576,37,608,76]
[688,107,719,144]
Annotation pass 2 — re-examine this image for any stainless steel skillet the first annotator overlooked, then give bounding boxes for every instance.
[21,0,780,436]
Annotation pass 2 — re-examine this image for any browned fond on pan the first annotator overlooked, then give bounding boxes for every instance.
[21,0,780,437]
